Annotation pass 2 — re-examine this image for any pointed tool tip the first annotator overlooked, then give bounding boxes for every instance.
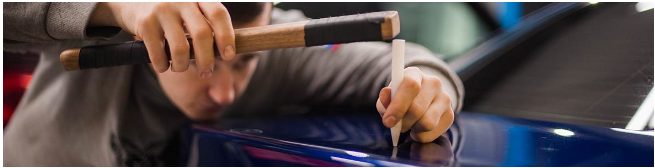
[390,120,402,147]
[391,146,398,159]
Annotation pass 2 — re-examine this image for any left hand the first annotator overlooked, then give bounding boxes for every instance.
[376,67,455,143]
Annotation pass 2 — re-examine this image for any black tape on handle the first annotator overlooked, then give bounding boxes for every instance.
[78,41,199,69]
[79,41,149,69]
[304,12,388,47]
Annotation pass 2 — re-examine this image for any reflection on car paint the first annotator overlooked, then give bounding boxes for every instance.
[180,111,653,166]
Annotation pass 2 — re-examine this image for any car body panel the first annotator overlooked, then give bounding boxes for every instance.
[180,112,653,166]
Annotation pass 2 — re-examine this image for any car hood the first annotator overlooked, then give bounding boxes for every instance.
[180,111,653,166]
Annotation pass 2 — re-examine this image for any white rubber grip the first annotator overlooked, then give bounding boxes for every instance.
[390,39,405,147]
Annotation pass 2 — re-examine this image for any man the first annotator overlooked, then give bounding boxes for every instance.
[3,2,464,166]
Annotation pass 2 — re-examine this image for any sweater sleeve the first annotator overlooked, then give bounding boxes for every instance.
[3,2,121,43]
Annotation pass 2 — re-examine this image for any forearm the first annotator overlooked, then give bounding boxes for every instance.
[4,2,121,44]
[4,2,56,43]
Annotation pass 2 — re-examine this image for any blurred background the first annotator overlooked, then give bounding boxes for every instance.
[4,2,654,130]
[276,2,550,60]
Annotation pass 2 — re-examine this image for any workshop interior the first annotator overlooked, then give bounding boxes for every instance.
[3,2,654,167]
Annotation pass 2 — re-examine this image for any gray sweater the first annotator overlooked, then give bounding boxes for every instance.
[3,2,464,166]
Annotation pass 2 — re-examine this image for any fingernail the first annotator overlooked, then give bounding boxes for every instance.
[385,116,397,127]
[223,45,235,60]
[200,69,212,79]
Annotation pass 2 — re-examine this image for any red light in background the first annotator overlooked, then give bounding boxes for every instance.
[4,105,15,126]
[4,73,33,126]
[20,74,32,89]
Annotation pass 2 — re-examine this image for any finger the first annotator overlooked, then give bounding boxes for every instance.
[379,87,392,108]
[401,76,441,132]
[376,98,386,117]
[401,95,433,132]
[160,14,191,72]
[139,19,169,73]
[382,67,423,128]
[377,87,391,117]
[410,128,440,143]
[434,108,455,137]
[410,108,454,143]
[198,2,236,61]
[403,76,443,132]
[181,4,215,78]
[416,91,452,131]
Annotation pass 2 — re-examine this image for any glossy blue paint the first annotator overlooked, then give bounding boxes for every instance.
[179,112,654,166]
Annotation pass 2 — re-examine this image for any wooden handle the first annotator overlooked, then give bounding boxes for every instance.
[233,20,309,54]
[60,11,400,71]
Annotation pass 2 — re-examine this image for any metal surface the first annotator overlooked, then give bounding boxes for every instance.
[179,112,653,166]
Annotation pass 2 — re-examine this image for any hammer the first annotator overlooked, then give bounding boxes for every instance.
[60,11,400,71]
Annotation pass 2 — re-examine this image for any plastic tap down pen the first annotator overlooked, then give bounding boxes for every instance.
[390,39,405,147]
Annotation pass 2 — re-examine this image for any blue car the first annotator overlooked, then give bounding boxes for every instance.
[180,2,654,166]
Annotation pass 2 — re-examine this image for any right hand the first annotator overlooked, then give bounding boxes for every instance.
[376,67,455,143]
[89,2,237,78]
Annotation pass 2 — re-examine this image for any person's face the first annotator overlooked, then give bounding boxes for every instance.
[155,3,272,121]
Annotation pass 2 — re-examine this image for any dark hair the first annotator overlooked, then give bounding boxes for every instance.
[222,2,270,25]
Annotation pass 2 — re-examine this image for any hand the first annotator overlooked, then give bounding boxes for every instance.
[376,67,455,143]
[89,2,237,78]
